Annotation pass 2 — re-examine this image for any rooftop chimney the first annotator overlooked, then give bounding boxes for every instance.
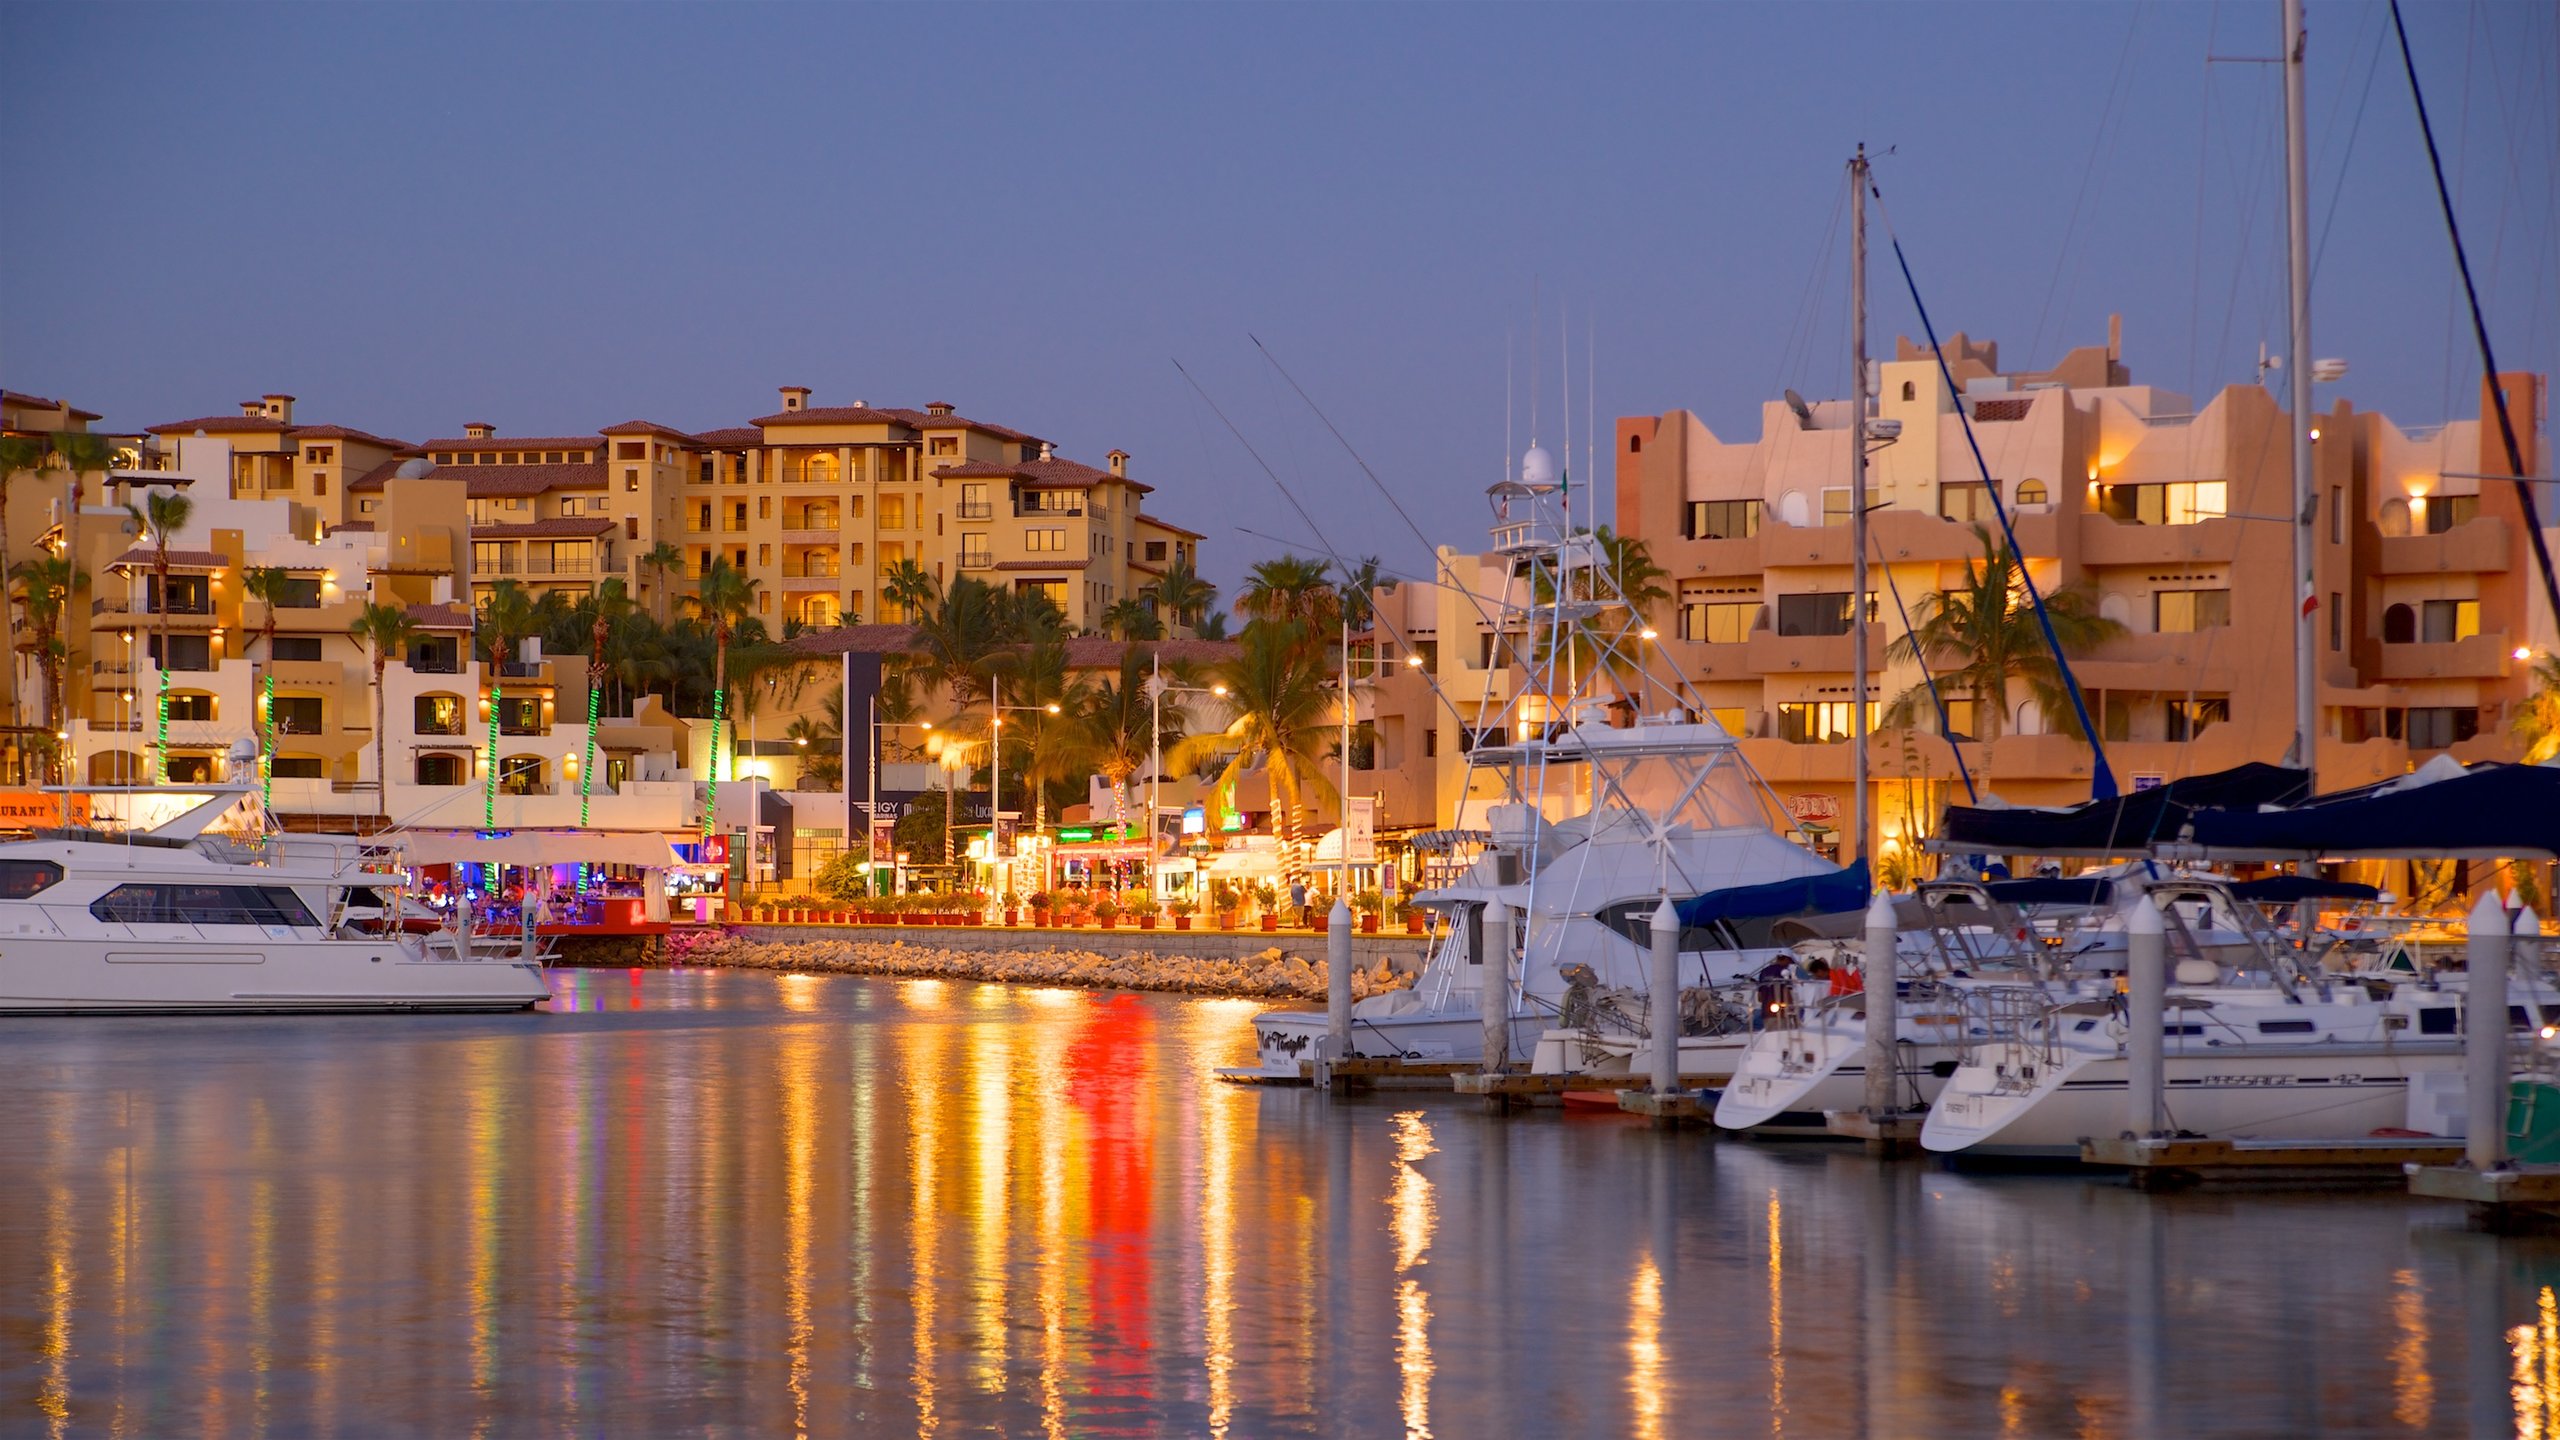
[926,401,955,418]
[1107,448,1129,478]
[262,393,296,423]
[1039,441,1055,462]
[464,422,495,440]
[779,385,810,413]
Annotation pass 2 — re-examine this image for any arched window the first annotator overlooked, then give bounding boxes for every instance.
[497,755,545,795]
[416,753,464,786]
[2380,498,2411,537]
[88,750,144,784]
[1628,435,1643,454]
[2017,478,2049,507]
[1901,381,1916,402]
[803,453,835,484]
[2382,603,2416,644]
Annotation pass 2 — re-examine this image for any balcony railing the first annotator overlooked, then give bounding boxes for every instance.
[497,720,549,737]
[782,524,840,541]
[958,551,995,571]
[956,502,993,520]
[1016,500,1083,517]
[522,554,594,577]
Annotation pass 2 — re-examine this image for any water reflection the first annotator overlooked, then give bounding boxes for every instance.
[3,969,2558,1437]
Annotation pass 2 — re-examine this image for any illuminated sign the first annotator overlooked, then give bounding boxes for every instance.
[1058,826,1095,844]
[1181,805,1206,835]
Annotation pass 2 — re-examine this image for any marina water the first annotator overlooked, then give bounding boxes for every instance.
[5,966,2558,1437]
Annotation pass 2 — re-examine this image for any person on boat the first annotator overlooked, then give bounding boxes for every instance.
[1753,956,1794,1024]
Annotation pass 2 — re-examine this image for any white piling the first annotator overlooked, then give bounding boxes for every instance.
[1326,896,1354,1060]
[2125,897,2166,1138]
[1860,888,1899,1117]
[1648,897,1680,1096]
[1483,903,1516,1074]
[2467,889,2512,1171]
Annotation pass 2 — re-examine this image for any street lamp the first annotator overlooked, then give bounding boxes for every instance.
[1144,653,1226,882]
[986,676,1062,907]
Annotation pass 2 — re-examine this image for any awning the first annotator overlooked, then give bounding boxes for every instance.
[1676,858,1868,929]
[396,829,682,868]
[2181,762,2560,861]
[1934,762,2311,856]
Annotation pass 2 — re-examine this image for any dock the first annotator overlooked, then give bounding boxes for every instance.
[1616,1089,1712,1126]
[2407,1163,2560,1231]
[2080,1134,2467,1189]
[1823,1109,1927,1156]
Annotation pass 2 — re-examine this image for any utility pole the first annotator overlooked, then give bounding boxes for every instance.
[1850,143,1873,872]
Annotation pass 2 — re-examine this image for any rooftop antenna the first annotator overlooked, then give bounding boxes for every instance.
[1586,312,1596,541]
[1560,298,1572,513]
[1530,276,1541,445]
[1505,328,1514,484]
[1783,389,1816,430]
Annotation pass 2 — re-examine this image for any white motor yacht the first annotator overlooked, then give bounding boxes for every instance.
[0,789,550,1015]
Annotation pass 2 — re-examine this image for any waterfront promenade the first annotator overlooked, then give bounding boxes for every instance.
[6,966,2554,1437]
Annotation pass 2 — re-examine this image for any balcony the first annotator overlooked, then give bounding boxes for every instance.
[494,659,552,682]
[781,525,839,543]
[497,718,549,737]
[521,553,595,577]
[956,502,993,520]
[2377,515,2511,576]
[1016,500,1083,518]
[2374,633,2516,683]
[958,551,995,571]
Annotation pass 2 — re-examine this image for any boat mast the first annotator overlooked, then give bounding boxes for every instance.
[2282,0,2317,784]
[1849,144,1872,871]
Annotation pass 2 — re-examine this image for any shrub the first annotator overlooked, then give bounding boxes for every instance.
[1165,897,1199,918]
[1352,888,1386,918]
[1091,895,1122,924]
[813,852,873,903]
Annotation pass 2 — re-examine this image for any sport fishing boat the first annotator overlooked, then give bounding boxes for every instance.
[0,786,552,1015]
[1242,451,1852,1077]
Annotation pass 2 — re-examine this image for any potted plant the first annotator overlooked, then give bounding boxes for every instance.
[1354,888,1386,934]
[1394,899,1422,934]
[1254,881,1280,932]
[1167,897,1198,931]
[1138,898,1160,930]
[1027,890,1054,928]
[1091,894,1121,929]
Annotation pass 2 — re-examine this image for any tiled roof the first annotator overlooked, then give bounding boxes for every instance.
[750,406,923,428]
[146,414,297,435]
[993,558,1093,572]
[784,623,925,657]
[1134,514,1205,540]
[356,461,607,496]
[109,547,226,572]
[470,517,617,539]
[421,434,601,451]
[2,390,103,421]
[929,460,1020,480]
[289,424,411,450]
[598,420,699,441]
[1017,457,1150,495]
[1060,636,1241,668]
[692,426,762,448]
[404,602,476,631]
[346,458,409,492]
[327,521,377,534]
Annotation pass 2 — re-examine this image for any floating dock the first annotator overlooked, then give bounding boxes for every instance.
[2080,1134,2466,1189]
[2407,1162,2560,1230]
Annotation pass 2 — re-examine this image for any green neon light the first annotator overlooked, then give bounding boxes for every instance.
[259,670,276,828]
[578,680,601,827]
[154,666,169,784]
[483,681,503,828]
[700,685,725,839]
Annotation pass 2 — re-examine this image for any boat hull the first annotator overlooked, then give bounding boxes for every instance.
[1249,1006,1545,1076]
[0,936,552,1015]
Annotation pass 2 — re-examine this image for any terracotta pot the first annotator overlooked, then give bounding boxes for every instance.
[1218,915,1237,931]
[1096,916,1117,929]
[1361,914,1378,934]
[1004,909,1019,926]
[1404,914,1423,934]
[1174,916,1191,931]
[1139,915,1158,930]
[1260,916,1278,932]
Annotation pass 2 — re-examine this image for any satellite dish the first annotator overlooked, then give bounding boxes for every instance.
[395,457,435,479]
[1783,390,1814,430]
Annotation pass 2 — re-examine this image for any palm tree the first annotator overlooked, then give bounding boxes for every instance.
[638,541,686,623]
[11,554,79,783]
[477,579,541,824]
[49,434,114,724]
[685,557,760,836]
[1235,554,1341,631]
[1883,524,2123,743]
[126,489,193,782]
[982,629,1088,835]
[910,575,1008,711]
[1589,525,1670,622]
[1172,619,1337,887]
[575,578,637,823]
[2514,654,2560,764]
[348,601,418,822]
[240,565,293,767]
[1194,610,1231,641]
[1141,552,1218,632]
[1078,643,1184,826]
[0,435,44,727]
[882,558,938,626]
[1099,595,1162,641]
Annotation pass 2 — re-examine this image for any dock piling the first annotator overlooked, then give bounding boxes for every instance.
[1648,896,1679,1097]
[2126,896,2165,1138]
[2466,888,2511,1173]
[1482,902,1514,1074]
[1326,897,1353,1061]
[1860,888,1898,1120]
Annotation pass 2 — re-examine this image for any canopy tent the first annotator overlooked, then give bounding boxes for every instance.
[2178,762,2560,861]
[397,829,682,869]
[1933,763,2311,857]
[1675,857,1869,929]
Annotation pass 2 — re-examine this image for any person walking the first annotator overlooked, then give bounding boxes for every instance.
[1289,878,1310,930]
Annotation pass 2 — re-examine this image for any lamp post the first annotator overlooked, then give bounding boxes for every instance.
[987,676,1061,911]
[1144,653,1225,897]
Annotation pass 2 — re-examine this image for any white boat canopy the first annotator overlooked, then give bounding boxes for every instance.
[398,830,681,869]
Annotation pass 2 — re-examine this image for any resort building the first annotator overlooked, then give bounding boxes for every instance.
[1612,322,2551,873]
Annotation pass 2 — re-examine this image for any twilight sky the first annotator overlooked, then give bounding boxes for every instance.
[6,2,2555,591]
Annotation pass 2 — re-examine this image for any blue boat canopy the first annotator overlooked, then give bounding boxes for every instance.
[2228,876,2382,904]
[1934,763,2311,857]
[2183,763,2560,860]
[1983,877,2115,907]
[1676,858,1869,929]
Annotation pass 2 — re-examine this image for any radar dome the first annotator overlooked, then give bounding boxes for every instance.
[394,457,435,479]
[1519,444,1557,487]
